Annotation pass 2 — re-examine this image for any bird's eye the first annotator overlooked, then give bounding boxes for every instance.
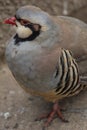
[20,19,30,25]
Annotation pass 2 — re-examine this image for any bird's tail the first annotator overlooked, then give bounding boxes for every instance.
[79,76,87,90]
[80,84,87,90]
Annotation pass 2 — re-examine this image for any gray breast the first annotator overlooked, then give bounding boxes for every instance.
[5,37,56,92]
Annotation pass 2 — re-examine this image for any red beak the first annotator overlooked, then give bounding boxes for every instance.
[4,17,16,26]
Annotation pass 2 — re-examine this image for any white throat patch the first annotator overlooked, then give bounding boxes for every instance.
[16,21,32,38]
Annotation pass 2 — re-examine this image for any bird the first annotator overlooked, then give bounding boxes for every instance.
[4,5,87,128]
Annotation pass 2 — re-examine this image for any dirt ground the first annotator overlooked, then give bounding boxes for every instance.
[0,65,87,130]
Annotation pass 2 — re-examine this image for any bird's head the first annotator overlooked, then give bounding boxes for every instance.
[4,6,55,43]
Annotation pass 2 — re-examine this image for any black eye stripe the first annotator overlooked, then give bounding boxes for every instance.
[15,15,41,30]
[25,23,41,32]
[24,24,35,31]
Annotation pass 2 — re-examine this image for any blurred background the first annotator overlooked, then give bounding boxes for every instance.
[0,0,87,64]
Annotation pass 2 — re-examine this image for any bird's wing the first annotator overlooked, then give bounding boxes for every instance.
[54,48,79,92]
[54,16,87,78]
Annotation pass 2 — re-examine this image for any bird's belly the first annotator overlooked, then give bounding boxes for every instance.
[5,40,62,93]
[6,46,55,93]
[17,81,60,102]
[6,56,60,102]
[7,58,53,93]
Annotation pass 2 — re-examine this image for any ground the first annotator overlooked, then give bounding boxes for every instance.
[0,65,87,130]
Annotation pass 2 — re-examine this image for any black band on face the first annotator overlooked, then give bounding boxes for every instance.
[13,20,41,45]
[14,29,40,45]
[25,24,35,32]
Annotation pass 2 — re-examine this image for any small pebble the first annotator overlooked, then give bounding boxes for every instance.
[4,112,11,119]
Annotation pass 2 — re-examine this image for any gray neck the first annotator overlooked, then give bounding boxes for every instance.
[35,23,61,48]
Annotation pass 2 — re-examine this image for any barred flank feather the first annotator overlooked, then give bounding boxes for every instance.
[55,49,87,99]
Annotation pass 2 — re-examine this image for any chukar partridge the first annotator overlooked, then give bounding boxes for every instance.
[4,6,87,128]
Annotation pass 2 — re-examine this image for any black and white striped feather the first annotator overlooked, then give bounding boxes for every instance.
[54,49,86,99]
